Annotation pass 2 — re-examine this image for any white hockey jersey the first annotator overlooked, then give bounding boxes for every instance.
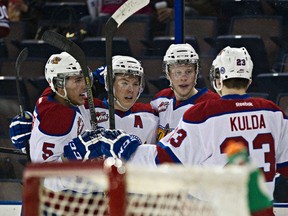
[130,94,288,198]
[92,98,158,144]
[30,91,91,163]
[150,87,219,141]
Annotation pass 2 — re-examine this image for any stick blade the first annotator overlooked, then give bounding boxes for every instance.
[111,0,150,27]
[42,30,74,52]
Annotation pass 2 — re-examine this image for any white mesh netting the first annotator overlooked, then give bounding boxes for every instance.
[23,159,251,216]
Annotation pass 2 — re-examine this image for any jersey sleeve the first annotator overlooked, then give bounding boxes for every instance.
[128,144,158,167]
[30,101,85,163]
[276,116,288,176]
[155,118,208,165]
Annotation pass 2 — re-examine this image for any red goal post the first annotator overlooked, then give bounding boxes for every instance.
[23,158,251,216]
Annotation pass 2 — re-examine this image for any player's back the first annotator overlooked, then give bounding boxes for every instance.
[178,94,288,196]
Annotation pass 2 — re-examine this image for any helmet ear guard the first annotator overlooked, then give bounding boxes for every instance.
[53,76,65,89]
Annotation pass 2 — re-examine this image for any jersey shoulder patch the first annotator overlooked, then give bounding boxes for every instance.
[37,99,76,135]
[153,88,174,100]
[84,98,106,109]
[131,103,158,116]
[195,89,220,103]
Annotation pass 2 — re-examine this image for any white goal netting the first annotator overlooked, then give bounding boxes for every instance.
[22,158,250,216]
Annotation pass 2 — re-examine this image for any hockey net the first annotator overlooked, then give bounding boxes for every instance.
[22,158,251,216]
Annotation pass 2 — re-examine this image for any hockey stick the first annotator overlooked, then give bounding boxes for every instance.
[41,30,97,130]
[15,48,31,162]
[0,147,26,156]
[15,48,28,117]
[105,0,150,129]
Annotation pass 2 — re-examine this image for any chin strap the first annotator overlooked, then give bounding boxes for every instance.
[114,98,130,111]
[55,88,78,107]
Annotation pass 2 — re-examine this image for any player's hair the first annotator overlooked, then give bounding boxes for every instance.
[223,78,250,89]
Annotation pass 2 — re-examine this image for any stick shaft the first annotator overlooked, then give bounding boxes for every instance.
[0,147,26,156]
[105,18,117,129]
[15,48,28,117]
[15,47,31,162]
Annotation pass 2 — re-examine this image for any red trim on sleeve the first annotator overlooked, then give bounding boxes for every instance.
[156,145,174,163]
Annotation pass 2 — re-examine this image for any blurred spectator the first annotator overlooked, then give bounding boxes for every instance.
[11,0,46,39]
[83,0,153,36]
[7,0,28,21]
[0,0,10,38]
[150,0,220,37]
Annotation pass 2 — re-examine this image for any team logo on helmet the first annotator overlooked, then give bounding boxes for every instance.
[220,67,225,74]
[51,57,62,64]
[238,69,245,74]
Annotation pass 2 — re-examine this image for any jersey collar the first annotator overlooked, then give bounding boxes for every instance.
[221,94,250,100]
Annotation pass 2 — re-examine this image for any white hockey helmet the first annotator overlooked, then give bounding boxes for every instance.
[210,46,253,87]
[45,51,82,92]
[163,43,199,77]
[103,55,145,96]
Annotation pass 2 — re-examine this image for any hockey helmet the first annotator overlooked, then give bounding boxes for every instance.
[103,55,145,96]
[210,46,253,85]
[163,43,199,77]
[45,52,83,92]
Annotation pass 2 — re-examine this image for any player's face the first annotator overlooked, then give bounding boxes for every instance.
[169,64,197,101]
[65,75,86,105]
[114,74,141,111]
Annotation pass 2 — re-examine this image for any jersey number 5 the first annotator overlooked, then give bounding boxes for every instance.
[42,142,55,160]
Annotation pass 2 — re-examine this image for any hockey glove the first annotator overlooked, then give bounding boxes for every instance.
[64,129,104,161]
[9,111,33,150]
[92,65,106,85]
[100,129,142,161]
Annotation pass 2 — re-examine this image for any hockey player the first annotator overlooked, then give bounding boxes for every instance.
[76,46,288,200]
[82,55,158,145]
[150,43,219,141]
[27,51,93,163]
